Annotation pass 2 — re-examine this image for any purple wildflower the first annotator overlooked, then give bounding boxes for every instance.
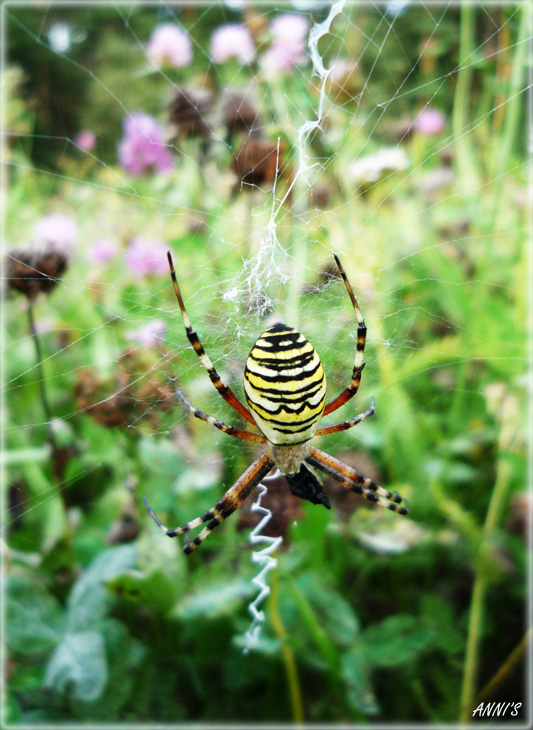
[126,238,169,277]
[146,24,192,69]
[270,13,309,44]
[118,113,173,177]
[210,24,255,64]
[415,108,446,136]
[34,214,78,256]
[126,319,167,348]
[91,239,118,264]
[261,40,307,74]
[261,13,309,74]
[75,130,97,152]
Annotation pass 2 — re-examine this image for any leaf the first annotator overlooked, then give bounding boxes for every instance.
[44,631,107,703]
[77,421,122,466]
[137,529,186,587]
[105,531,186,614]
[73,619,146,719]
[6,575,64,655]
[0,447,49,467]
[420,595,463,655]
[174,466,221,493]
[232,632,281,656]
[41,495,68,553]
[66,545,137,631]
[341,649,380,716]
[297,572,360,647]
[139,437,183,486]
[362,614,436,667]
[14,459,67,551]
[105,569,177,613]
[175,580,254,620]
[4,693,22,724]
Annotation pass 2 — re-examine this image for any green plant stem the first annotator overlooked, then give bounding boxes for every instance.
[373,315,423,487]
[459,572,486,723]
[411,678,440,723]
[459,456,514,722]
[269,567,305,726]
[452,1,475,185]
[492,3,530,227]
[286,576,339,675]
[27,301,57,456]
[477,627,532,704]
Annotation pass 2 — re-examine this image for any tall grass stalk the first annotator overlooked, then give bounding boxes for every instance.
[26,303,73,554]
[286,577,339,677]
[459,394,520,722]
[373,315,423,488]
[477,627,532,703]
[492,4,530,228]
[453,1,476,186]
[269,568,304,725]
[27,302,57,456]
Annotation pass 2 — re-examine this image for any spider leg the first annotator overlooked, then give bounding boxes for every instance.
[323,254,367,417]
[167,251,255,425]
[143,451,274,553]
[316,397,375,436]
[176,390,266,443]
[306,445,408,513]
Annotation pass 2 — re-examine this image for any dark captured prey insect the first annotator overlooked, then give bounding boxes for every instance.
[144,253,408,554]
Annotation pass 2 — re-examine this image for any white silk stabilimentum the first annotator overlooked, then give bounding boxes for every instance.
[243,0,347,314]
[242,477,283,654]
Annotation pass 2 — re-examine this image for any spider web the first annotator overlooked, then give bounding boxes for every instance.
[3,0,529,591]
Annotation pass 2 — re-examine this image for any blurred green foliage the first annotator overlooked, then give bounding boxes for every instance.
[4,2,529,725]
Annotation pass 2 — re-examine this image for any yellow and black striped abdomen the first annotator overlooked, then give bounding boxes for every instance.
[244,323,326,445]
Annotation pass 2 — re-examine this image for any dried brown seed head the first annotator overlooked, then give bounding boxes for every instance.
[169,87,212,138]
[222,89,259,137]
[6,249,68,299]
[232,138,284,188]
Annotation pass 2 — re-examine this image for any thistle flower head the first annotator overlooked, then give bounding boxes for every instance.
[415,108,446,136]
[6,249,68,299]
[90,239,118,264]
[75,130,97,152]
[222,89,259,137]
[75,348,175,430]
[232,138,284,188]
[126,319,167,348]
[261,13,309,74]
[34,214,78,257]
[6,214,77,299]
[126,238,169,277]
[270,13,309,43]
[261,40,307,74]
[168,87,212,138]
[146,24,192,69]
[210,24,255,64]
[119,113,173,177]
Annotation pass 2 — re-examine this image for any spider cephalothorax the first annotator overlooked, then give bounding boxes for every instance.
[144,253,408,554]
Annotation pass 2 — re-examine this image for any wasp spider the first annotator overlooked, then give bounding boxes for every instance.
[144,253,408,554]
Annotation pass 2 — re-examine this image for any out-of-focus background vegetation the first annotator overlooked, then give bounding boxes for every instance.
[3,1,530,725]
